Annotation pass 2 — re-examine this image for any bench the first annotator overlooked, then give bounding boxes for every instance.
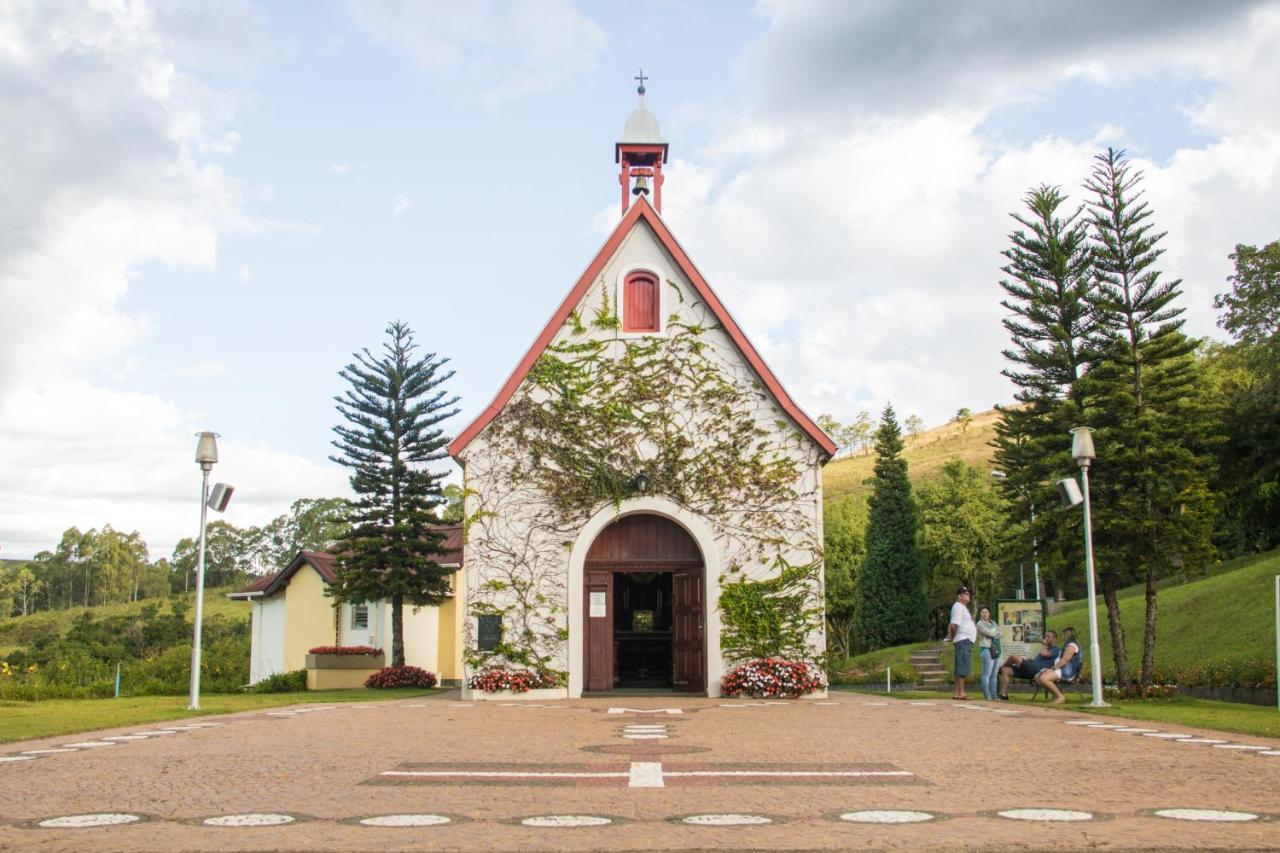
[1030,669,1086,701]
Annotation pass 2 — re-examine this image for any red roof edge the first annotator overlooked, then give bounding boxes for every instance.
[448,198,836,459]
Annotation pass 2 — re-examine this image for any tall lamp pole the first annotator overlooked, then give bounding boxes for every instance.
[1071,427,1108,708]
[188,433,233,711]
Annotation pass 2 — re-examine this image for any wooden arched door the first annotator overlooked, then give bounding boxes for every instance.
[583,514,705,693]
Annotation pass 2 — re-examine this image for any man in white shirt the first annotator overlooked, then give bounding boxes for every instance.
[944,585,977,700]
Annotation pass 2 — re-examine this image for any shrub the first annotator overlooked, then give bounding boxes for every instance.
[467,668,560,693]
[307,645,383,656]
[252,670,308,693]
[721,658,825,698]
[365,665,437,689]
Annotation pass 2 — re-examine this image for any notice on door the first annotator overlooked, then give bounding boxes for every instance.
[589,591,607,618]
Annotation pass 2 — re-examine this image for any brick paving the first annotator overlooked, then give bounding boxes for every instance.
[2,690,1279,849]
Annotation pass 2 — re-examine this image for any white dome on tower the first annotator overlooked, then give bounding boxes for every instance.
[619,101,664,145]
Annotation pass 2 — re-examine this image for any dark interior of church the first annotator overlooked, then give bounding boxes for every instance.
[613,572,673,689]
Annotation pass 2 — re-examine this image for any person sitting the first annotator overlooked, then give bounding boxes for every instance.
[997,630,1061,700]
[1035,627,1082,704]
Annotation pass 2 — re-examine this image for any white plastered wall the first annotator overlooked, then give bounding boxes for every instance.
[460,217,826,696]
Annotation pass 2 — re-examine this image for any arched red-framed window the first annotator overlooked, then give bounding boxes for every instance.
[622,270,660,332]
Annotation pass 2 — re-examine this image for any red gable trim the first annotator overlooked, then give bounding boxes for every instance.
[448,198,837,459]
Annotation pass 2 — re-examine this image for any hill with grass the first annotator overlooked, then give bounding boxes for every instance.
[823,408,1000,502]
[833,546,1280,690]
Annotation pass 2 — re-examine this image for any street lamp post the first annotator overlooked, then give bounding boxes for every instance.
[188,433,233,711]
[1070,426,1108,708]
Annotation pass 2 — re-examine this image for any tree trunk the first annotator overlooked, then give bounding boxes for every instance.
[391,592,405,668]
[1100,571,1133,693]
[1140,567,1158,687]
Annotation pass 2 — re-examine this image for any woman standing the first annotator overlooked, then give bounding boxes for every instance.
[976,606,1002,701]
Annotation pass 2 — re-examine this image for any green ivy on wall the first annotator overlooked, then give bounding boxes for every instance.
[718,557,825,665]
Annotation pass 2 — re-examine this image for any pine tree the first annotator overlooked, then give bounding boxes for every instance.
[855,405,927,649]
[991,185,1098,605]
[1085,148,1217,689]
[329,321,459,668]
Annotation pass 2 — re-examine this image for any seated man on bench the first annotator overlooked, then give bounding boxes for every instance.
[1035,626,1082,704]
[997,630,1061,701]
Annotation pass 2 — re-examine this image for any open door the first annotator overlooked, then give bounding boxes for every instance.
[672,569,705,692]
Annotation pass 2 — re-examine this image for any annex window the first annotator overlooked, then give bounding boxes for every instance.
[477,615,502,651]
[622,271,660,332]
[350,604,369,631]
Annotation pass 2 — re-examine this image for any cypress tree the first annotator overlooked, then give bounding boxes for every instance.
[855,405,927,649]
[1084,148,1216,689]
[329,321,460,668]
[991,185,1098,604]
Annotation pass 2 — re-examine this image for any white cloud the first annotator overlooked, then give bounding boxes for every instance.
[0,3,347,558]
[392,192,412,217]
[329,162,352,175]
[175,358,228,379]
[657,1,1280,431]
[236,264,252,282]
[347,0,606,107]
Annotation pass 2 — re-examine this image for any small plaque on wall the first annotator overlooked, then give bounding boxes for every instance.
[589,591,607,618]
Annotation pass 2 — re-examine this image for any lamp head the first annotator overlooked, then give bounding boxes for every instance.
[632,470,650,496]
[1057,477,1084,508]
[195,432,219,471]
[1070,426,1095,467]
[990,470,1006,480]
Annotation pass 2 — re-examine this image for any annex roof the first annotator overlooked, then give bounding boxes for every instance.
[226,524,464,600]
[448,197,837,459]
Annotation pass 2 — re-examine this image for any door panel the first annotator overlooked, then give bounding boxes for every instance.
[585,571,612,692]
[672,570,705,692]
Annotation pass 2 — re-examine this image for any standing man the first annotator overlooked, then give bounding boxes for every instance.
[945,585,977,700]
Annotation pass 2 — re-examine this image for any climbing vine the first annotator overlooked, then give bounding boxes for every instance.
[461,276,825,681]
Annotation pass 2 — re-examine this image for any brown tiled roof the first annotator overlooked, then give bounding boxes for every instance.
[226,524,463,600]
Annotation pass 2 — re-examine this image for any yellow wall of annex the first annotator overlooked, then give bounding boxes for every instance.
[437,589,458,682]
[283,565,336,672]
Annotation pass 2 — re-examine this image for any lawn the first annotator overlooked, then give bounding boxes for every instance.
[0,687,442,744]
[875,689,1280,740]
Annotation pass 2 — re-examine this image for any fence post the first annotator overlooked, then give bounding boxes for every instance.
[886,667,891,694]
[114,662,121,699]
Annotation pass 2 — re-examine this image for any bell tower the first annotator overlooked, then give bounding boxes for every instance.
[616,70,669,216]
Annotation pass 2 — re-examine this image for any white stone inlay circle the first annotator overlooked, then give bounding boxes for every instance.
[623,733,668,739]
[203,813,295,827]
[1213,744,1267,750]
[1113,727,1157,733]
[1153,808,1258,822]
[521,815,612,827]
[1177,738,1227,744]
[0,756,36,763]
[1143,733,1192,739]
[38,813,141,828]
[998,808,1094,822]
[63,741,117,748]
[683,813,773,826]
[359,814,452,827]
[840,810,934,824]
[1258,750,1280,756]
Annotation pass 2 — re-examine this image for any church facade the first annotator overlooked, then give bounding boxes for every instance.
[450,89,834,699]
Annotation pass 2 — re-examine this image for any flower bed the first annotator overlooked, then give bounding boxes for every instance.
[467,668,561,693]
[365,665,437,689]
[307,645,383,656]
[721,658,825,698]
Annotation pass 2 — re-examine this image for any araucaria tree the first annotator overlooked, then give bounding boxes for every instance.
[992,184,1098,605]
[855,405,928,649]
[1085,148,1216,689]
[329,321,459,668]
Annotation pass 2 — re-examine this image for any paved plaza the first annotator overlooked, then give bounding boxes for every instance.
[1,690,1279,850]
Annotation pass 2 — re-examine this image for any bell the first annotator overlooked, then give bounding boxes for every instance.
[632,175,650,196]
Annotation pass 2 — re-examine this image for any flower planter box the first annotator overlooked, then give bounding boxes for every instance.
[462,687,569,702]
[305,653,385,690]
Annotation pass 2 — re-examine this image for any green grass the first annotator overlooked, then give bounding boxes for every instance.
[836,547,1280,687]
[875,690,1280,740]
[0,687,442,744]
[1053,548,1280,675]
[0,586,249,657]
[823,408,999,502]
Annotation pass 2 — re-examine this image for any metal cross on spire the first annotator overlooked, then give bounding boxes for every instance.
[635,68,647,96]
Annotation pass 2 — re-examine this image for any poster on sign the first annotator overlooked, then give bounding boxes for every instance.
[996,599,1047,661]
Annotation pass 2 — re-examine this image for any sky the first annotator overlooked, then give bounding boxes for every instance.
[2,0,1279,560]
